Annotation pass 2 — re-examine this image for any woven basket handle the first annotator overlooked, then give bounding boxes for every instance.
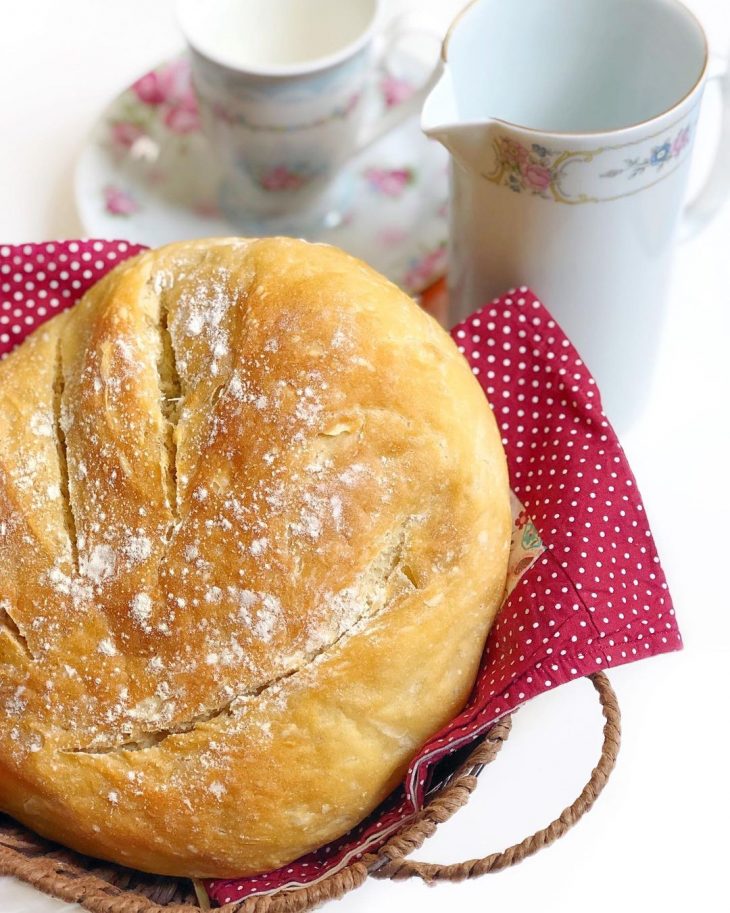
[370,672,621,882]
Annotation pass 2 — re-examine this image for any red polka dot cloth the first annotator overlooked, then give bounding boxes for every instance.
[0,241,681,905]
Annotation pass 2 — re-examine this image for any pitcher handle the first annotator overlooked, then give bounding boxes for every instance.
[680,56,730,240]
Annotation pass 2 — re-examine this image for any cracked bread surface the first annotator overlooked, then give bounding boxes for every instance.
[0,237,511,877]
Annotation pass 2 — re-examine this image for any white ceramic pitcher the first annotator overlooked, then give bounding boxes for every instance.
[422,0,730,428]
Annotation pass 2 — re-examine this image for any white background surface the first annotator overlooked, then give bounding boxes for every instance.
[1,1,729,912]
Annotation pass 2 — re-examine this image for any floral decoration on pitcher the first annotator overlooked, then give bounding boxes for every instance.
[488,138,558,198]
[484,116,696,204]
[599,126,691,180]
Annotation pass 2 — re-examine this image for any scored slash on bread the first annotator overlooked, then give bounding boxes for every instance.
[0,237,510,877]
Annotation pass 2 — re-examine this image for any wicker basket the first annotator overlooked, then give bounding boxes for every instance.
[0,674,619,913]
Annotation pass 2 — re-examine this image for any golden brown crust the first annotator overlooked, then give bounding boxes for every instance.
[0,238,510,877]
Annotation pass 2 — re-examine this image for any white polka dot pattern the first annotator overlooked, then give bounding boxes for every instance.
[0,245,681,904]
[0,240,146,356]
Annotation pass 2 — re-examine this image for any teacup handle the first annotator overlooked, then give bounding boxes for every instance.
[349,13,442,159]
[680,56,730,240]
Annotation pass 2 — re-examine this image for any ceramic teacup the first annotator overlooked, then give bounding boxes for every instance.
[177,0,437,219]
[424,0,730,428]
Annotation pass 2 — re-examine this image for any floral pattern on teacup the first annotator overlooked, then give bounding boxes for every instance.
[109,121,147,149]
[105,58,419,170]
[599,125,692,179]
[89,55,449,288]
[131,59,201,134]
[105,60,202,171]
[103,186,139,216]
[209,92,362,133]
[364,167,415,197]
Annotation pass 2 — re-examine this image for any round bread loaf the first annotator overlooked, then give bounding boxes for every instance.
[0,238,510,877]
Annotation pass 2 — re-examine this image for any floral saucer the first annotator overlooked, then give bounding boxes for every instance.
[74,53,449,295]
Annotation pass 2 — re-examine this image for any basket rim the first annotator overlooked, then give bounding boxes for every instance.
[0,716,514,913]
